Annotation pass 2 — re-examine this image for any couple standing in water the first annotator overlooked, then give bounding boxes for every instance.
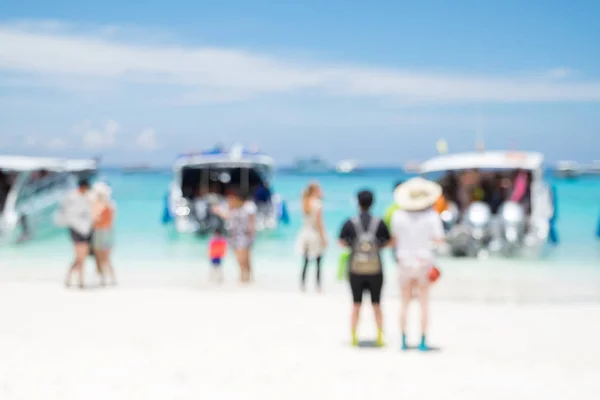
[297,178,444,350]
[57,179,117,288]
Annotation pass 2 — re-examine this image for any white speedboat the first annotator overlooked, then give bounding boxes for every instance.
[420,151,555,258]
[336,160,358,174]
[163,145,290,235]
[0,156,98,244]
[293,156,333,174]
[554,160,580,178]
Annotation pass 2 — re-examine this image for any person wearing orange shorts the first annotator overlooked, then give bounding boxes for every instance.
[208,226,228,283]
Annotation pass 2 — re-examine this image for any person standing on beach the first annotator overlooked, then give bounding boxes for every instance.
[57,179,93,288]
[208,226,228,283]
[212,190,255,283]
[391,177,445,351]
[339,190,391,347]
[91,182,117,286]
[296,182,327,292]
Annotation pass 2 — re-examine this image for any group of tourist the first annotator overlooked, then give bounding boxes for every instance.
[55,168,529,350]
[296,177,445,350]
[56,179,117,288]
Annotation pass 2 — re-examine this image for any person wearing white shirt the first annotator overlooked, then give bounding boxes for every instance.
[57,179,93,288]
[391,177,445,351]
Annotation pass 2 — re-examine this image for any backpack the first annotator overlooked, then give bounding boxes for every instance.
[349,216,382,275]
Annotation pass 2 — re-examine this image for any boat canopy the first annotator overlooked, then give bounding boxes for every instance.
[174,145,274,198]
[174,145,274,172]
[420,151,544,174]
[0,156,97,173]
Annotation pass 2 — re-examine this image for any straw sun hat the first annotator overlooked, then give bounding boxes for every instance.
[393,177,442,211]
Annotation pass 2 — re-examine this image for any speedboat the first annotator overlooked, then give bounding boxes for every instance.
[582,161,600,176]
[336,160,358,174]
[554,160,580,178]
[0,155,99,244]
[420,151,555,258]
[293,156,334,174]
[163,144,290,235]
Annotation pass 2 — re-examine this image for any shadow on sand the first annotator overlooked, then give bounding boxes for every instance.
[356,340,442,352]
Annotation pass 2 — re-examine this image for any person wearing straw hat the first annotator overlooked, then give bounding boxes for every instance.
[390,177,445,351]
[91,181,117,286]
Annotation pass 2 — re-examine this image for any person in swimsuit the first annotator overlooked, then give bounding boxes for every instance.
[212,189,255,283]
[58,179,93,288]
[91,182,117,286]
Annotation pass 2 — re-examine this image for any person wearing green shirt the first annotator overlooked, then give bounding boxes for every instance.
[384,181,404,228]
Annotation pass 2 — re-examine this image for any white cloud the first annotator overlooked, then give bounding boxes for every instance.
[78,119,120,149]
[1,21,600,103]
[135,127,159,150]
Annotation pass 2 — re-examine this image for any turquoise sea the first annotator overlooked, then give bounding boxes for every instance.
[1,169,600,302]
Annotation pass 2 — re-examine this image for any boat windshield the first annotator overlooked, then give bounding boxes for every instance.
[180,166,266,200]
[431,168,533,214]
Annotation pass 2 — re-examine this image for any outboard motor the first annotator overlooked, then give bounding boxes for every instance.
[496,201,526,256]
[440,202,459,232]
[447,202,492,257]
[464,201,492,256]
[192,198,222,235]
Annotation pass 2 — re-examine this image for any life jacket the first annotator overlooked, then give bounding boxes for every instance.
[349,216,382,275]
[209,237,227,259]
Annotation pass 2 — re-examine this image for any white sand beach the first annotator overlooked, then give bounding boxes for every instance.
[1,280,599,399]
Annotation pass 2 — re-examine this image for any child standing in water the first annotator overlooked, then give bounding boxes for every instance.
[208,226,227,283]
[212,190,255,283]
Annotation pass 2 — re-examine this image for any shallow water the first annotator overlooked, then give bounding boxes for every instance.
[1,169,599,302]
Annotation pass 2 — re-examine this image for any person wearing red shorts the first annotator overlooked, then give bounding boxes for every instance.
[208,226,228,283]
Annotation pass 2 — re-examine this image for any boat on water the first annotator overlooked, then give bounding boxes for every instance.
[420,151,555,258]
[122,164,163,174]
[336,160,359,174]
[162,145,290,235]
[582,161,600,176]
[554,160,581,178]
[293,156,334,174]
[554,160,600,178]
[0,156,99,244]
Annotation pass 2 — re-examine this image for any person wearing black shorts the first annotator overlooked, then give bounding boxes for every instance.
[61,179,94,288]
[339,190,391,347]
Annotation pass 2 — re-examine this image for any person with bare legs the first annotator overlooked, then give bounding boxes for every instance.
[213,190,255,283]
[391,178,445,351]
[339,190,391,347]
[91,182,117,286]
[296,182,327,292]
[59,179,93,289]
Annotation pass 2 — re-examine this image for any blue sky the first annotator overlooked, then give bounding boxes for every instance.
[1,0,599,165]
